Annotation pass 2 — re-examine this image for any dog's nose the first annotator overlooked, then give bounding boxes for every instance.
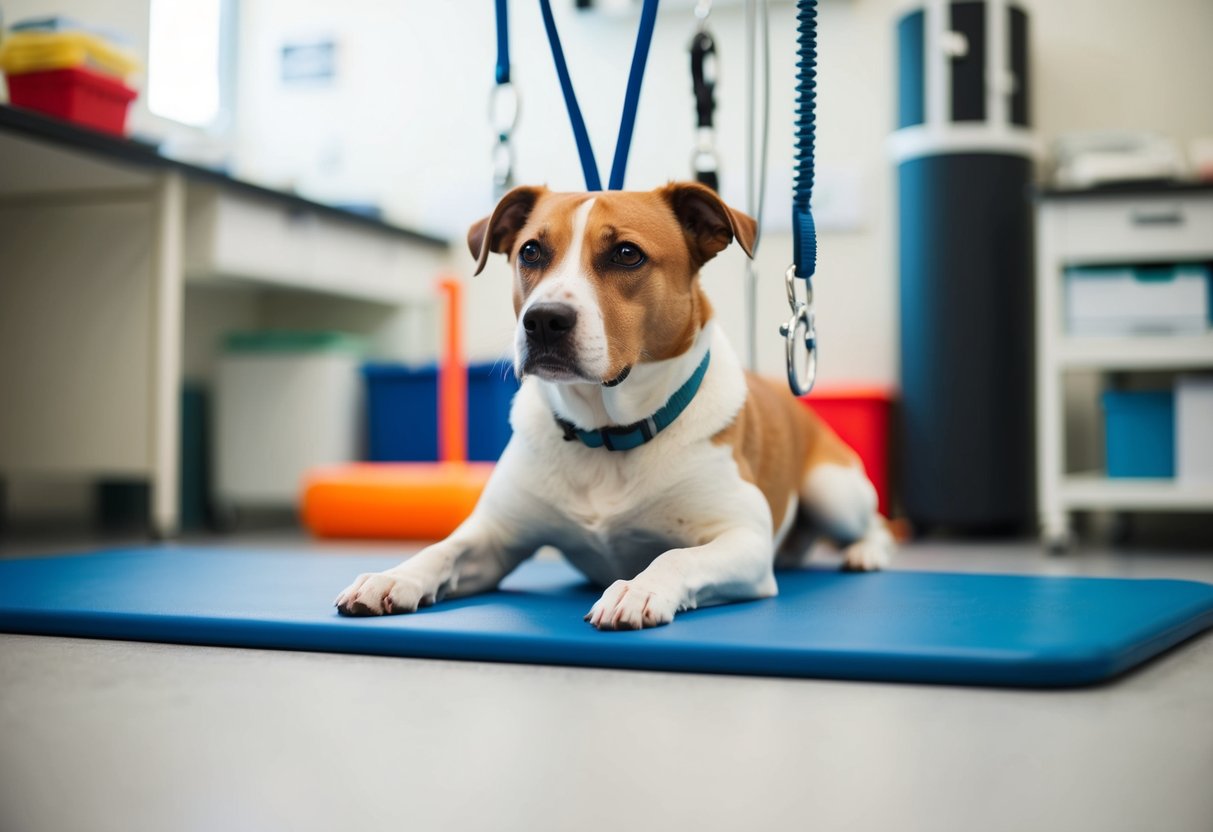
[523,303,578,347]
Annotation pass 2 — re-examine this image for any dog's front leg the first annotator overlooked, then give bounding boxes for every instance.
[335,511,531,616]
[334,444,544,617]
[586,526,777,630]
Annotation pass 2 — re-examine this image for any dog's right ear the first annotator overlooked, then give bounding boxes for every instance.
[468,186,547,276]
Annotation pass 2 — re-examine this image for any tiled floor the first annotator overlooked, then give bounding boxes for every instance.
[1,530,1211,832]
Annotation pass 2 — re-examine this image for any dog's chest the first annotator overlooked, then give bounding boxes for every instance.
[532,440,739,585]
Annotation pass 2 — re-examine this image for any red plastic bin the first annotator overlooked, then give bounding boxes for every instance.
[800,387,896,516]
[6,66,136,136]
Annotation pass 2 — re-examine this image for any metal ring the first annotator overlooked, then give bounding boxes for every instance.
[779,306,817,396]
[781,264,817,395]
[489,82,520,136]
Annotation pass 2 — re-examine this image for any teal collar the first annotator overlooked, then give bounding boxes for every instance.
[555,351,711,452]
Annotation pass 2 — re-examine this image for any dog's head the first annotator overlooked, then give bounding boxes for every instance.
[468,183,756,385]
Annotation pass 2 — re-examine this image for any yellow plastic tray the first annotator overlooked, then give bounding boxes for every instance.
[0,31,139,78]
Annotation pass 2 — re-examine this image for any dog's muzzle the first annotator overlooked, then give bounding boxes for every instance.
[520,301,586,380]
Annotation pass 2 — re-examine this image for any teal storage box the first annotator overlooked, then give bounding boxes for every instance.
[363,362,518,462]
[1102,390,1175,478]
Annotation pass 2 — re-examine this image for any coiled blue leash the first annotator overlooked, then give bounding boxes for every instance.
[538,0,659,191]
[781,0,819,395]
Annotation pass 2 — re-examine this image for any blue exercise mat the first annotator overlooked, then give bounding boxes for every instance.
[1,547,1211,687]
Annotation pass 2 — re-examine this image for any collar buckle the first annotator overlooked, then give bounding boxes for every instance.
[556,418,579,442]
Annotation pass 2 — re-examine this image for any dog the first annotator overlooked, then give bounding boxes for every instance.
[335,182,893,629]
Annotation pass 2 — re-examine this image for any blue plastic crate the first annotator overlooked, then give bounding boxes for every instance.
[1102,390,1175,478]
[363,362,518,462]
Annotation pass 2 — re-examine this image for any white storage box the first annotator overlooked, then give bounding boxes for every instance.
[1176,375,1213,484]
[1065,264,1210,336]
[216,332,362,507]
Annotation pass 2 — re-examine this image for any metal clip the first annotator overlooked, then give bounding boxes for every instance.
[779,264,817,395]
[492,140,515,197]
[489,82,520,198]
[691,126,718,179]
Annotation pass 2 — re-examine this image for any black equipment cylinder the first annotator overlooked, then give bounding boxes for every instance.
[894,0,1034,531]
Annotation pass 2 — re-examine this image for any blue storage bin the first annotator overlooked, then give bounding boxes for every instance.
[1102,390,1175,478]
[363,362,518,462]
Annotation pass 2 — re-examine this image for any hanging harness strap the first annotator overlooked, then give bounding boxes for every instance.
[780,0,819,395]
[690,26,719,191]
[538,0,660,191]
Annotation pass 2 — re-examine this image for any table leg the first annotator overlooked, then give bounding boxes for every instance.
[149,172,185,539]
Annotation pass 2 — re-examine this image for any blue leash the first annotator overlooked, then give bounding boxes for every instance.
[781,0,819,395]
[494,0,510,84]
[792,0,817,282]
[537,0,660,191]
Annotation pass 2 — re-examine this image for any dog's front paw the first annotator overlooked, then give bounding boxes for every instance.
[335,571,430,616]
[585,580,679,630]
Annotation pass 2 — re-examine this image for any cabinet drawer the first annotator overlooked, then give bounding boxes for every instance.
[1059,195,1213,263]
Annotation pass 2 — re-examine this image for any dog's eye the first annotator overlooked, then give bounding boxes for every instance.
[519,240,543,265]
[611,243,646,269]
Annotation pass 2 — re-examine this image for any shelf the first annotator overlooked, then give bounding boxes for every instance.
[1057,335,1213,370]
[1060,474,1213,511]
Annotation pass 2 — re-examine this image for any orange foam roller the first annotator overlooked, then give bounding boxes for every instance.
[302,462,493,540]
[301,276,495,540]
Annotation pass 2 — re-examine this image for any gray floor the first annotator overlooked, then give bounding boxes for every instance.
[1,532,1211,832]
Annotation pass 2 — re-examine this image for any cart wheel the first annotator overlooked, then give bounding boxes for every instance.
[1044,530,1073,555]
[148,524,177,543]
[211,504,241,534]
[1109,512,1133,545]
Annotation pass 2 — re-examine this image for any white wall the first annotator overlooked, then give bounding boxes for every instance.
[231,0,1213,384]
[1030,0,1213,144]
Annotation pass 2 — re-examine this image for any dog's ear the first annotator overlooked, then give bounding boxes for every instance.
[659,181,757,265]
[468,186,547,276]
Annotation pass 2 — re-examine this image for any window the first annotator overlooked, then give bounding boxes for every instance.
[147,0,227,128]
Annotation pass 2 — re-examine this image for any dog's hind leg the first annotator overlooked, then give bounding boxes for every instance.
[800,461,893,572]
[774,505,819,569]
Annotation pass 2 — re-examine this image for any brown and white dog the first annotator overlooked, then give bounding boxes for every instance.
[336,182,893,629]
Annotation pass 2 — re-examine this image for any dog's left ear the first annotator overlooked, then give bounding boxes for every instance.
[468,185,547,276]
[659,181,757,265]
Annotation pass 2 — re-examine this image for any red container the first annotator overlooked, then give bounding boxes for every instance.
[801,387,896,516]
[6,66,136,136]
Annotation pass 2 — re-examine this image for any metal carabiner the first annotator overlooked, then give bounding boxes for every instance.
[492,141,515,197]
[489,82,520,197]
[780,264,817,395]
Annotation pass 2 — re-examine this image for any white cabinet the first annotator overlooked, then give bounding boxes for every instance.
[0,107,451,535]
[1035,184,1213,550]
